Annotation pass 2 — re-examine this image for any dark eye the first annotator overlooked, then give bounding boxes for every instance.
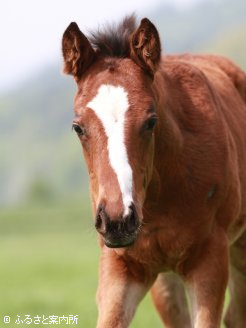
[143,116,157,131]
[72,123,85,136]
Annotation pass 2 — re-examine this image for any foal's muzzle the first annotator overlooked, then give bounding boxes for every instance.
[95,204,140,248]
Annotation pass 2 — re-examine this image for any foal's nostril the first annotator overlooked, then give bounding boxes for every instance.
[125,204,139,234]
[95,205,107,234]
[95,213,102,230]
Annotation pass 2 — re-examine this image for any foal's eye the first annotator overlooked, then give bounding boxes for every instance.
[143,116,157,131]
[72,123,85,136]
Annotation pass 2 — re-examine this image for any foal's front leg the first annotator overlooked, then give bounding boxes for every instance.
[96,248,153,328]
[151,272,191,328]
[185,227,229,328]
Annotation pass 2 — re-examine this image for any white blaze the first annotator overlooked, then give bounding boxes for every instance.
[87,84,133,215]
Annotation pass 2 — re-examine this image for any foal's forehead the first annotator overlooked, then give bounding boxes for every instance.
[74,82,153,118]
[74,83,128,115]
[74,59,153,114]
[87,84,129,113]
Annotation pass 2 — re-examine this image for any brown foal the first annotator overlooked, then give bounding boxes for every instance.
[62,15,246,328]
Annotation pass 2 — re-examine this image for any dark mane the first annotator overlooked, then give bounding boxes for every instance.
[89,14,136,58]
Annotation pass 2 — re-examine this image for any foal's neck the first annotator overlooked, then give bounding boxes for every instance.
[153,70,183,170]
[143,71,184,209]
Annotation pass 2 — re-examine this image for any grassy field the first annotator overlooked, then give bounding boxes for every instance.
[0,199,227,327]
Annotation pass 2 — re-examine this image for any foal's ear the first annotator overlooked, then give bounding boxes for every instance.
[62,22,96,80]
[130,18,161,77]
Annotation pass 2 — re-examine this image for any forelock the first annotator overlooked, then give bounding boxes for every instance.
[88,14,136,58]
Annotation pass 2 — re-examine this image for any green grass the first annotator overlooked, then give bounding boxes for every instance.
[0,200,228,327]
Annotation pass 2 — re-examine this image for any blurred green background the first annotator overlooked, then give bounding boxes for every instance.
[1,0,245,326]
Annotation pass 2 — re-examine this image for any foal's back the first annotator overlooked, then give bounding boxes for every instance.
[168,54,246,102]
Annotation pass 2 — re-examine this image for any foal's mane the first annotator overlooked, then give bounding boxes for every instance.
[89,14,136,58]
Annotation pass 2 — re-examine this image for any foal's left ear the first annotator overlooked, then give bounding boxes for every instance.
[62,22,96,81]
[130,18,161,77]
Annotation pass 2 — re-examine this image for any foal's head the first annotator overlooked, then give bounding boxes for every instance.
[62,16,161,248]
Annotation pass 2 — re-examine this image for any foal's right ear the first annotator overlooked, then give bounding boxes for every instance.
[62,22,96,81]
